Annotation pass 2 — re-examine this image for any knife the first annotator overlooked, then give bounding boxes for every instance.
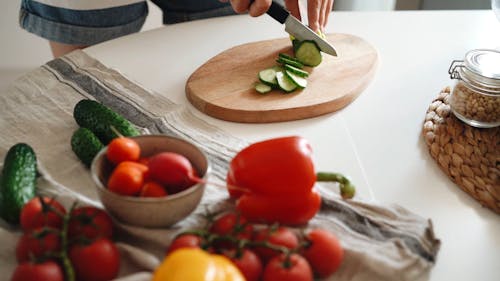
[264,0,337,56]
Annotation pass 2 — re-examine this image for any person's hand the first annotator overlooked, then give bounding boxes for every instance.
[222,0,334,32]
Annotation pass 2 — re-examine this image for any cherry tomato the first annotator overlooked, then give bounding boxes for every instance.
[301,229,344,278]
[11,261,64,281]
[210,212,253,239]
[236,188,321,225]
[253,226,299,262]
[106,137,140,165]
[167,234,203,254]
[140,181,168,197]
[148,152,198,194]
[262,254,313,281]
[223,248,263,281]
[107,161,147,196]
[20,197,66,232]
[68,206,114,240]
[16,227,61,262]
[69,238,120,281]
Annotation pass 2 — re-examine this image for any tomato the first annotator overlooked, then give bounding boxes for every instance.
[210,212,253,239]
[223,248,263,281]
[68,206,114,240]
[16,227,61,262]
[106,137,141,165]
[167,234,203,254]
[11,261,64,281]
[107,161,147,196]
[253,226,299,262]
[301,229,343,278]
[20,197,66,232]
[69,238,120,281]
[262,254,313,281]
[227,136,316,197]
[148,152,198,194]
[236,188,321,225]
[140,181,168,197]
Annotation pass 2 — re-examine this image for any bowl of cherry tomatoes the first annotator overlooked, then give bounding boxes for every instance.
[91,134,210,228]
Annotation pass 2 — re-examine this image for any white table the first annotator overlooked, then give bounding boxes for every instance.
[85,10,500,281]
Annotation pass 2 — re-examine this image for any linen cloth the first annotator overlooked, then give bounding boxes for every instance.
[0,50,440,281]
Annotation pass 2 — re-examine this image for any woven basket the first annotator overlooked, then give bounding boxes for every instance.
[422,87,499,214]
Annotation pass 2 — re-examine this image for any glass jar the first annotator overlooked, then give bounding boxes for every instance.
[448,49,500,128]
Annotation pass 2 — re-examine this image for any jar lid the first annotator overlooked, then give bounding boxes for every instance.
[464,49,500,80]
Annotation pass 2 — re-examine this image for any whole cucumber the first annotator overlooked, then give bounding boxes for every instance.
[71,127,104,167]
[73,99,140,144]
[0,143,37,224]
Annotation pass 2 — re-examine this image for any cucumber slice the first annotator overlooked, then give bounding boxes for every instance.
[258,68,278,87]
[255,82,272,94]
[276,56,304,69]
[278,53,303,65]
[285,70,307,89]
[295,41,322,67]
[284,64,309,78]
[276,71,297,93]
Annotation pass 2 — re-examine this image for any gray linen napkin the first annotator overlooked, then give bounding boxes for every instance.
[0,50,440,281]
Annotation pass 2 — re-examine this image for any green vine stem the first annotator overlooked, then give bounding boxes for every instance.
[316,172,356,199]
[59,202,76,281]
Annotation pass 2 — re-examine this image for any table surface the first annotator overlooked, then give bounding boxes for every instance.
[85,10,500,281]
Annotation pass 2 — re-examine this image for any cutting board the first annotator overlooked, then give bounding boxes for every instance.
[186,33,378,123]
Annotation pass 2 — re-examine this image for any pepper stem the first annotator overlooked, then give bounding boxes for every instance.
[316,172,356,199]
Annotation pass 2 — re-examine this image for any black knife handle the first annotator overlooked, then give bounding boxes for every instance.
[266,1,289,24]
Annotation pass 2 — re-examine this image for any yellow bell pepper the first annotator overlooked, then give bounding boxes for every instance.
[152,248,245,281]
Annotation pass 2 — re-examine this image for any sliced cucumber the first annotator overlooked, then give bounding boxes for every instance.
[295,40,322,67]
[278,53,303,65]
[276,71,297,93]
[255,82,272,94]
[284,64,309,78]
[276,56,304,69]
[285,70,307,89]
[258,68,278,87]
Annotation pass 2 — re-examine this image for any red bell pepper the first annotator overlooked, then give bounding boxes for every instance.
[226,136,319,225]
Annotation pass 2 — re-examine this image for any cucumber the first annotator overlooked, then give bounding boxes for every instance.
[255,82,272,94]
[276,56,304,69]
[278,53,304,66]
[285,70,307,89]
[71,127,104,167]
[284,64,309,78]
[294,40,322,67]
[73,99,140,144]
[258,68,279,87]
[0,143,37,224]
[276,71,297,93]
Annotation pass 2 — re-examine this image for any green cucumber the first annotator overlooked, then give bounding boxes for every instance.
[276,71,297,93]
[0,143,37,224]
[71,127,104,167]
[285,70,307,89]
[255,82,272,94]
[73,99,140,144]
[276,56,304,69]
[294,40,322,67]
[258,68,279,87]
[284,64,309,78]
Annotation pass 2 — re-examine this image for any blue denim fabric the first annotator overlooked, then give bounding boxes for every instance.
[19,0,236,45]
[20,0,148,45]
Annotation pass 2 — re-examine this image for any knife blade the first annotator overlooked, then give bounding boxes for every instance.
[265,0,337,56]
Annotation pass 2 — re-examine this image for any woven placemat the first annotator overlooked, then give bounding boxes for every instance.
[422,87,499,213]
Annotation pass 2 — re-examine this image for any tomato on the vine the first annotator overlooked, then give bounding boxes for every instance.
[167,234,203,254]
[11,261,64,281]
[262,254,313,281]
[210,212,253,239]
[301,229,344,278]
[223,248,263,281]
[68,206,114,240]
[16,227,61,262]
[69,238,120,281]
[253,226,299,262]
[20,197,66,232]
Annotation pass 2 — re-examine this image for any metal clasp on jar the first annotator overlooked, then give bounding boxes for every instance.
[448,60,464,80]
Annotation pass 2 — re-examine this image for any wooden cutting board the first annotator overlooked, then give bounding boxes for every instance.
[186,33,378,123]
